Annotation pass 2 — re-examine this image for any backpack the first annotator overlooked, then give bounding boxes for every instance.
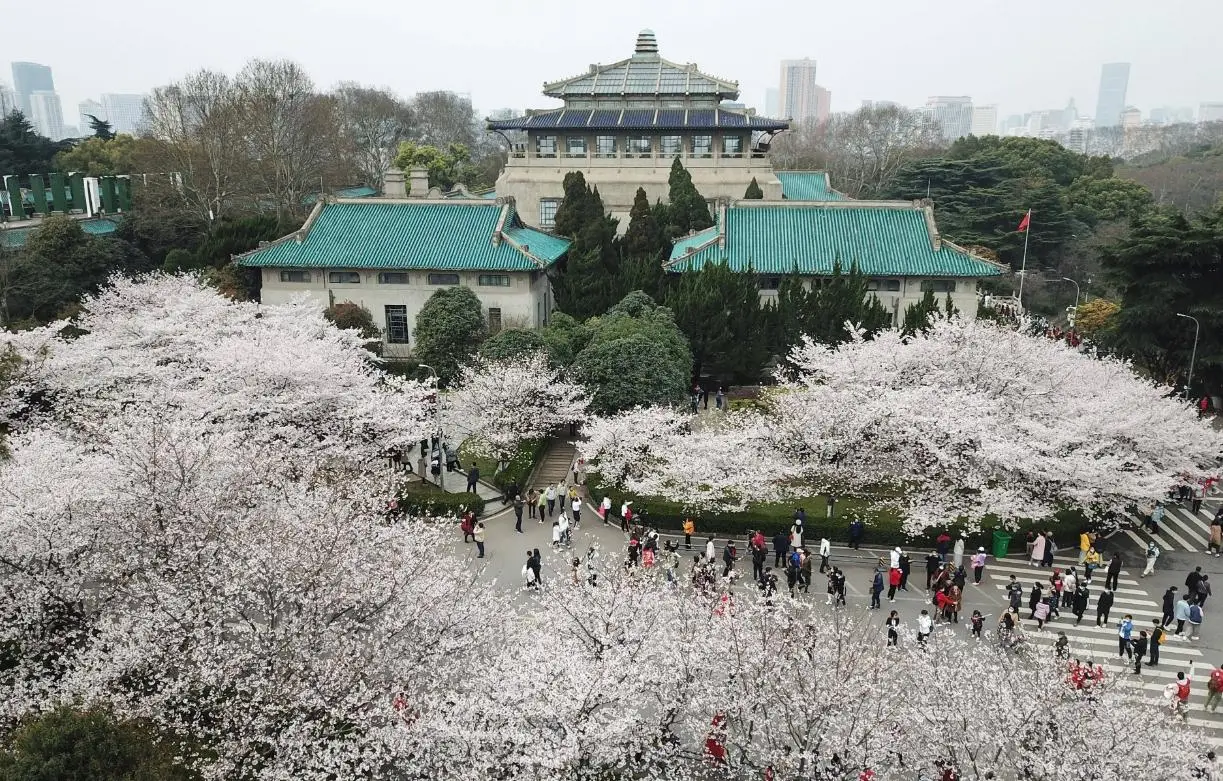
[1178,680,1192,701]
[790,551,801,570]
[1210,669,1223,693]
[1190,604,1203,623]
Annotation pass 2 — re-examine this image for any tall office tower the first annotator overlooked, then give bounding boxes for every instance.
[0,81,15,116]
[926,96,974,140]
[764,88,779,117]
[1094,62,1130,127]
[779,58,828,122]
[79,98,105,131]
[11,61,55,116]
[970,104,998,136]
[28,91,65,139]
[101,93,147,134]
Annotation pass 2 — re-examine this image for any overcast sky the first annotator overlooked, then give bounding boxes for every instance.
[4,0,1220,125]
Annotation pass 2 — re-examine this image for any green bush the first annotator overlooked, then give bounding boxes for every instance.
[492,438,547,492]
[396,484,485,518]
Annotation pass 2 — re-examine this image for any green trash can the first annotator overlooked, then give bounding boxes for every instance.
[992,530,1013,559]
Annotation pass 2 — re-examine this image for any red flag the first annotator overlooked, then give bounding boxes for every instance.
[1017,210,1031,232]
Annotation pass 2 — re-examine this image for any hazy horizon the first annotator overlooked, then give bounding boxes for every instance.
[4,0,1221,126]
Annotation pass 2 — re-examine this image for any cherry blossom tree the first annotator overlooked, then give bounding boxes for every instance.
[443,351,590,464]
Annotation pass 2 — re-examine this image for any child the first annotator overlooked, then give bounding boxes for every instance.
[970,609,984,639]
[551,520,561,548]
[642,546,655,568]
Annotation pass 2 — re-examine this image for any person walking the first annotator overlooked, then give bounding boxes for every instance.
[1096,588,1114,627]
[1006,575,1023,612]
[466,466,481,493]
[952,536,965,570]
[545,483,557,518]
[848,518,864,549]
[705,537,716,564]
[1084,547,1102,583]
[1176,594,1192,636]
[971,547,987,585]
[526,488,538,520]
[888,566,902,602]
[473,522,486,558]
[1210,514,1223,557]
[722,540,738,579]
[513,494,525,533]
[599,495,612,523]
[1061,569,1077,609]
[1193,484,1205,515]
[535,489,547,522]
[789,521,803,553]
[1033,597,1050,631]
[925,551,941,591]
[1148,502,1165,534]
[772,529,788,567]
[1188,567,1204,601]
[886,610,901,647]
[751,539,766,582]
[1206,664,1223,713]
[870,567,884,609]
[1133,631,1149,674]
[1078,530,1093,565]
[1028,583,1043,619]
[899,551,912,591]
[1198,575,1213,608]
[1030,532,1047,567]
[571,496,582,527]
[1072,583,1089,625]
[684,517,695,550]
[1189,601,1204,640]
[1118,615,1134,658]
[818,536,831,574]
[1105,553,1123,591]
[1163,587,1178,627]
[916,610,934,646]
[1142,541,1161,577]
[1150,620,1166,667]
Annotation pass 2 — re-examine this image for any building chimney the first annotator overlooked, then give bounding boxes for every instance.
[407,168,429,199]
[383,169,406,198]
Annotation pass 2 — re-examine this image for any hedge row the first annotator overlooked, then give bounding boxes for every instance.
[396,484,486,518]
[586,475,1090,553]
[491,438,547,493]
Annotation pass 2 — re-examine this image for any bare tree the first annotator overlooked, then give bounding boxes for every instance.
[332,82,413,189]
[141,69,244,226]
[409,90,478,148]
[234,59,333,220]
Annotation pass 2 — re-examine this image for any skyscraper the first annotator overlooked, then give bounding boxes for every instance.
[28,91,65,139]
[11,61,55,116]
[0,81,15,117]
[764,88,779,118]
[1094,63,1130,128]
[926,96,973,140]
[779,59,829,123]
[79,99,104,132]
[101,93,147,134]
[970,104,998,136]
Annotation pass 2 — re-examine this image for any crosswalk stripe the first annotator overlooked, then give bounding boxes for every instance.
[1163,509,1207,546]
[1151,515,1196,551]
[984,573,1149,599]
[1170,505,1212,534]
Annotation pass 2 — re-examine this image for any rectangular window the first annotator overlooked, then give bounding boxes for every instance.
[626,136,652,158]
[691,135,713,158]
[279,270,311,283]
[539,198,559,229]
[920,280,957,293]
[378,272,409,284]
[535,135,557,158]
[427,273,460,285]
[660,135,682,157]
[488,307,502,334]
[595,135,618,158]
[722,135,744,157]
[479,274,511,287]
[867,278,902,292]
[759,276,781,291]
[328,271,360,284]
[565,137,587,157]
[385,305,408,344]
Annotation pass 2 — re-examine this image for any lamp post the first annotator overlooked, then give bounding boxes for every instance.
[1176,313,1200,401]
[417,363,444,490]
[1061,277,1081,305]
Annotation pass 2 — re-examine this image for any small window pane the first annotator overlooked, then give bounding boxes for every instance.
[539,199,559,229]
[279,270,311,283]
[385,305,408,344]
[328,271,360,284]
[627,136,652,158]
[596,136,617,158]
[488,307,502,334]
[691,135,712,158]
[535,135,557,158]
[867,279,901,292]
[566,137,587,157]
[479,274,511,287]
[660,135,682,157]
[722,136,743,157]
[920,280,956,293]
[378,272,409,284]
[427,273,460,285]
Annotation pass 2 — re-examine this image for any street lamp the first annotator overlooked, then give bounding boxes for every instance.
[417,363,445,490]
[1176,313,1200,401]
[1061,277,1081,305]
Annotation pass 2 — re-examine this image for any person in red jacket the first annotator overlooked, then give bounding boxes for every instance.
[704,712,728,764]
[888,567,902,602]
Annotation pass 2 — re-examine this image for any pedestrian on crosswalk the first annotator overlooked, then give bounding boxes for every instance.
[1205,665,1223,712]
[1105,553,1123,591]
[1118,615,1134,658]
[1096,589,1115,626]
[1061,569,1077,609]
[1189,602,1204,640]
[1197,575,1212,608]
[1078,530,1093,565]
[1163,587,1178,626]
[1141,541,1161,578]
[1150,620,1166,666]
[1006,575,1023,611]
[1072,584,1089,625]
[1175,595,1192,636]
[971,547,987,585]
[1133,631,1149,674]
[1084,547,1102,582]
[1028,583,1043,619]
[1209,514,1222,556]
[1187,567,1204,601]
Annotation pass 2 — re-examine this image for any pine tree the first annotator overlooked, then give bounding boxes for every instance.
[804,260,893,346]
[664,157,715,236]
[622,187,663,258]
[85,114,115,141]
[902,289,941,336]
[666,261,768,382]
[744,177,764,199]
[551,174,621,320]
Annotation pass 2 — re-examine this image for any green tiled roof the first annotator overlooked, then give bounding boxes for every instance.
[542,31,739,100]
[235,201,569,271]
[2,216,120,248]
[778,171,848,201]
[666,203,1002,278]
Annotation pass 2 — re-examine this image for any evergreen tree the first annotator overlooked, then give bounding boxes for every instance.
[622,187,664,258]
[902,289,941,336]
[0,110,69,176]
[664,157,715,236]
[744,177,764,199]
[804,260,893,346]
[85,113,115,141]
[767,268,809,357]
[551,174,622,320]
[666,261,768,382]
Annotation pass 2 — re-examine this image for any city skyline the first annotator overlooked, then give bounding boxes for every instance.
[3,0,1222,132]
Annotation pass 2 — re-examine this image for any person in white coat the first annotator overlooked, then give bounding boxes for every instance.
[600,495,612,522]
[790,523,803,552]
[916,610,934,645]
[890,546,902,570]
[705,537,716,562]
[819,537,831,573]
[952,536,966,569]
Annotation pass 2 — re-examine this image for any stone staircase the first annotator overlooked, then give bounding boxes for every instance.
[528,437,579,494]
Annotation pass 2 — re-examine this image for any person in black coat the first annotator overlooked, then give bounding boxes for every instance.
[898,553,912,590]
[1029,583,1043,618]
[1072,584,1090,625]
[772,531,789,568]
[1105,554,1123,591]
[925,552,941,590]
[1162,586,1178,626]
[1096,589,1115,626]
[848,519,864,549]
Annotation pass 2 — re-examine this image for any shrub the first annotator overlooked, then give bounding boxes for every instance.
[395,484,485,518]
[492,438,547,492]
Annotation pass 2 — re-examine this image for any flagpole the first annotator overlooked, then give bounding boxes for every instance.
[1017,209,1031,311]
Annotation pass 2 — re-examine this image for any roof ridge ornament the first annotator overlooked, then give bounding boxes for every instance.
[634,29,658,56]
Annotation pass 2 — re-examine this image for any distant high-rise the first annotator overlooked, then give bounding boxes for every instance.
[11,61,55,116]
[926,96,973,140]
[28,90,65,139]
[79,99,104,133]
[764,88,779,117]
[1094,63,1130,128]
[1200,102,1223,123]
[0,81,15,116]
[101,93,146,134]
[779,59,829,123]
[1121,106,1142,129]
[970,104,998,136]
